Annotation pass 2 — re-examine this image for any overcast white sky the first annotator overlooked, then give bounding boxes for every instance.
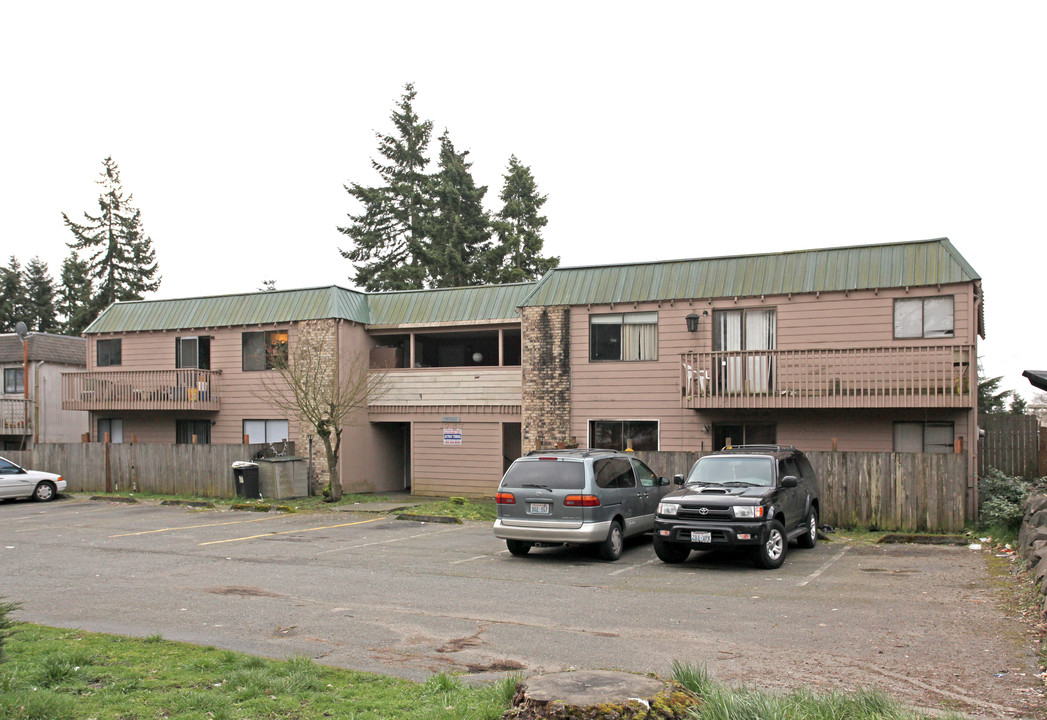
[2,2,1044,398]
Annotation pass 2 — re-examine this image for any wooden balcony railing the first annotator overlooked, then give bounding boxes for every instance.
[682,345,974,409]
[62,370,221,412]
[0,398,32,434]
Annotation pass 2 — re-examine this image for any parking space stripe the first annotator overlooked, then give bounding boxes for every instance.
[199,516,386,545]
[315,525,462,555]
[798,546,849,586]
[109,516,278,538]
[608,559,658,576]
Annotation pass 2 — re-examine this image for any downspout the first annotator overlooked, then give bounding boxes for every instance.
[32,361,45,446]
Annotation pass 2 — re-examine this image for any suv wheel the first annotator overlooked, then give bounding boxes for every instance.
[754,520,787,569]
[598,520,624,561]
[796,507,818,549]
[653,535,690,564]
[506,539,532,556]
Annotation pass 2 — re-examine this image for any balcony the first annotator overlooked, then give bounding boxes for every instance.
[0,398,32,434]
[63,370,221,412]
[369,367,522,411]
[682,345,974,410]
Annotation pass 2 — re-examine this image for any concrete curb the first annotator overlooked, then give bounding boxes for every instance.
[396,513,463,524]
[89,496,138,504]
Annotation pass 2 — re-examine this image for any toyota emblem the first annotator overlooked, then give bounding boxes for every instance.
[698,507,709,515]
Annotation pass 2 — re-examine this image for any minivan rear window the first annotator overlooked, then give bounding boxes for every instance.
[500,459,585,489]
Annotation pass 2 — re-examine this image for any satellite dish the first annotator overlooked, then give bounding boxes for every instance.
[14,321,27,341]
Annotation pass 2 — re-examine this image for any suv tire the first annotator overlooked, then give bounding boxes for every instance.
[598,520,624,561]
[754,520,787,569]
[796,507,818,549]
[506,539,532,556]
[653,536,690,564]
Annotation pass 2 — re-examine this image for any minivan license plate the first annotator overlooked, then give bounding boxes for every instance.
[691,531,712,543]
[529,502,551,515]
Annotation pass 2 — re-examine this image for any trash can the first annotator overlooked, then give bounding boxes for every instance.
[231,461,261,499]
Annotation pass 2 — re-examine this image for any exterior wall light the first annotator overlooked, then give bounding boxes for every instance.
[685,313,701,333]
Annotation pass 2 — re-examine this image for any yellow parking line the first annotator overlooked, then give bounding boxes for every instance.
[199,516,386,546]
[109,516,277,538]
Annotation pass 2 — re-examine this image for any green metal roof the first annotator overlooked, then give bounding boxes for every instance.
[84,286,371,334]
[366,283,533,327]
[519,238,980,307]
[84,282,534,334]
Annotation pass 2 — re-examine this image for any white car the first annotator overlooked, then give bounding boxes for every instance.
[0,456,66,502]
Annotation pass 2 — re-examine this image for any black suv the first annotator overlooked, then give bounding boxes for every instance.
[653,445,819,569]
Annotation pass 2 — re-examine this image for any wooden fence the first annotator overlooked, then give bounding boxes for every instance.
[3,443,294,498]
[635,449,969,532]
[978,413,1043,478]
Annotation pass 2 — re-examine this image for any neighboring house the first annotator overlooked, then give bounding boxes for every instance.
[0,332,89,450]
[62,237,983,504]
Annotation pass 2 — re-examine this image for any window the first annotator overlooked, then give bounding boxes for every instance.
[593,457,636,489]
[590,312,657,361]
[176,420,211,444]
[712,423,776,450]
[97,339,122,367]
[590,420,658,451]
[3,368,23,394]
[712,308,776,351]
[632,459,659,488]
[242,330,288,371]
[176,336,210,369]
[243,419,289,444]
[97,418,123,443]
[894,297,954,339]
[893,422,954,453]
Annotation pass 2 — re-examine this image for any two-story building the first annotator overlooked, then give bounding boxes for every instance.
[63,237,982,503]
[1,332,89,450]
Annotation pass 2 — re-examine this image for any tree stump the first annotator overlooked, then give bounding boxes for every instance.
[504,670,697,720]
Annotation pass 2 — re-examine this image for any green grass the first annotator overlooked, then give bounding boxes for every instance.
[670,663,967,720]
[0,625,518,720]
[0,627,978,720]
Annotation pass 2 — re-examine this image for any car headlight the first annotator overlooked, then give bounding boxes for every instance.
[732,505,765,519]
[657,502,680,516]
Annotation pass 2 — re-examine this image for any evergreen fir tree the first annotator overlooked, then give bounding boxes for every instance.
[427,131,492,288]
[22,256,58,333]
[977,359,1011,415]
[0,256,26,332]
[63,156,160,319]
[488,155,559,283]
[56,252,95,335]
[338,83,434,291]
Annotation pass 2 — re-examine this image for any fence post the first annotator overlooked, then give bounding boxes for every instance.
[104,432,112,493]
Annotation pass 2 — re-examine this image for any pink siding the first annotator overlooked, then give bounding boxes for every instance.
[411,420,506,498]
[568,283,978,458]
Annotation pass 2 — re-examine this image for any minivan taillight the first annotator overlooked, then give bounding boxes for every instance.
[563,494,600,507]
[495,492,516,504]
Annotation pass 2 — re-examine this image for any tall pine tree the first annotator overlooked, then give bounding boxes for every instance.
[488,155,559,283]
[427,131,492,288]
[57,252,96,335]
[22,257,58,333]
[0,256,26,332]
[63,156,160,319]
[339,84,434,291]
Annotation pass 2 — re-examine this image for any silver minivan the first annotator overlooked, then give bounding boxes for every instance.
[492,449,673,561]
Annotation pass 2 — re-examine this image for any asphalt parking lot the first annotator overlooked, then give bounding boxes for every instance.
[1,496,1043,719]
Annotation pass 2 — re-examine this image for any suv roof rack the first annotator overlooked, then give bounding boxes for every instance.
[524,447,622,458]
[718,444,799,453]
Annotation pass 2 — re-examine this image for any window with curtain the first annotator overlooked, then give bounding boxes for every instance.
[712,308,776,394]
[176,336,211,369]
[589,312,658,361]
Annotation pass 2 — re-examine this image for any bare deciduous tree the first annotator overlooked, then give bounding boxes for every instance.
[258,322,386,501]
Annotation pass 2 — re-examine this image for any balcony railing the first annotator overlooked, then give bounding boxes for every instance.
[0,398,32,434]
[682,345,974,410]
[62,370,221,412]
[368,367,522,410]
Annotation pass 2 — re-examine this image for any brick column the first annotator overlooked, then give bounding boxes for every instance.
[522,306,572,451]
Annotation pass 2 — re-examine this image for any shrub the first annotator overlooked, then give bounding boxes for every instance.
[978,468,1030,529]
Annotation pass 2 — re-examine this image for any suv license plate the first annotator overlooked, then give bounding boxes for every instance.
[691,531,712,544]
[529,502,551,515]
